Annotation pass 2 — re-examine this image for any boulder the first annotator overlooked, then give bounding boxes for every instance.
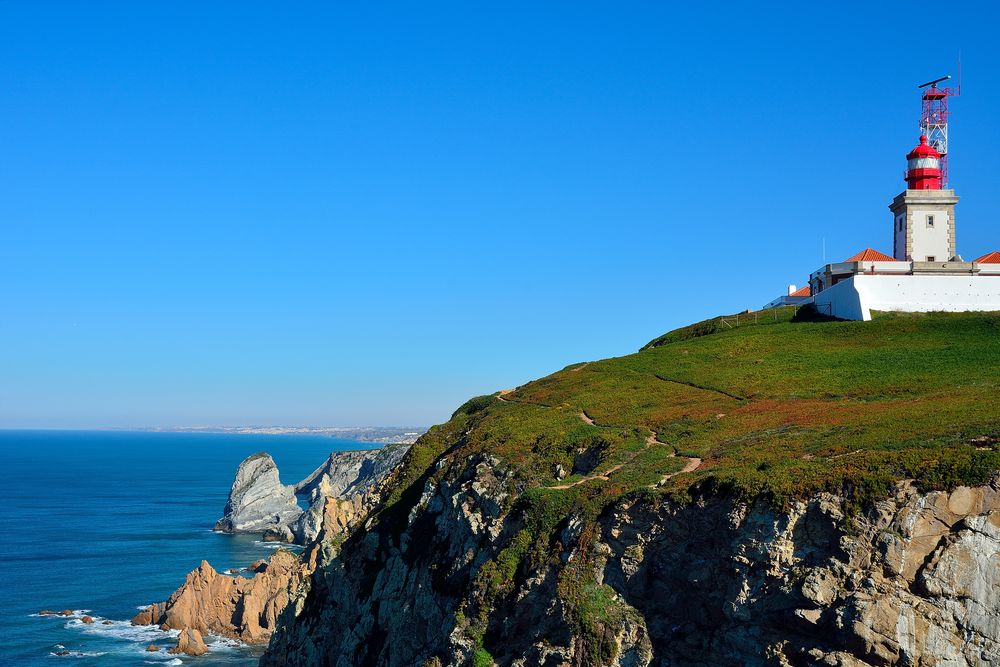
[80,616,94,624]
[146,644,159,652]
[169,627,208,656]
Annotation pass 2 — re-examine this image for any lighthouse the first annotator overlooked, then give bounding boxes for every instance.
[764,75,1000,321]
[904,135,942,189]
[890,135,958,262]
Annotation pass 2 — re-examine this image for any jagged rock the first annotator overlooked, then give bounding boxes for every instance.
[136,445,410,646]
[80,616,93,624]
[214,452,301,535]
[290,445,409,544]
[295,445,409,501]
[168,627,208,656]
[131,550,308,644]
[145,644,159,652]
[260,446,1000,667]
[261,525,295,543]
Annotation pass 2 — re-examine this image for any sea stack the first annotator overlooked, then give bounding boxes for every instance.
[213,453,301,536]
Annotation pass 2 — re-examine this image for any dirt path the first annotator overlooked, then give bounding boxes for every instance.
[546,413,703,489]
[653,456,703,486]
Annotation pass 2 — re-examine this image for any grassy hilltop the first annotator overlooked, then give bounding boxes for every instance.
[396,308,1000,515]
[316,308,1000,666]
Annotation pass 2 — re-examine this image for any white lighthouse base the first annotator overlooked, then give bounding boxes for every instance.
[813,274,1000,321]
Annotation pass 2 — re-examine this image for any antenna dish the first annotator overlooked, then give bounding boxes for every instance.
[918,75,951,88]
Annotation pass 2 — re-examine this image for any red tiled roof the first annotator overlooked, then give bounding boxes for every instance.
[974,251,1000,264]
[845,248,896,262]
[789,285,811,297]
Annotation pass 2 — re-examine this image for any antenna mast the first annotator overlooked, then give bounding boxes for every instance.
[917,74,960,186]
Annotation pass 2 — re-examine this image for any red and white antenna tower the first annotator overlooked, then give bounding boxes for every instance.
[917,72,960,186]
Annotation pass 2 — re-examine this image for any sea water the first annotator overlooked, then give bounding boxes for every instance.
[0,430,376,666]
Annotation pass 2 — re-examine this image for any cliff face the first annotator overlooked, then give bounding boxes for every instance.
[214,452,301,536]
[259,313,1000,665]
[292,445,410,545]
[133,446,410,647]
[262,452,1000,667]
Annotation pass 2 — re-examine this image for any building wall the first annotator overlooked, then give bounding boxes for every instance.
[908,206,953,261]
[889,189,958,261]
[893,212,906,260]
[813,275,1000,321]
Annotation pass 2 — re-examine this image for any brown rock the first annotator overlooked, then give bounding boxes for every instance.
[58,609,74,616]
[146,644,159,652]
[38,610,56,616]
[101,620,112,625]
[131,550,310,644]
[80,616,94,624]
[168,627,209,656]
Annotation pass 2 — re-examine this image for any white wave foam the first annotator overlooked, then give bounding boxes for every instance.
[32,609,92,618]
[69,616,179,643]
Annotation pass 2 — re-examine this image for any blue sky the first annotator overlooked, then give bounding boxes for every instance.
[2,2,998,428]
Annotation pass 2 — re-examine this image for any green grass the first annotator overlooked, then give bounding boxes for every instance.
[386,310,1000,512]
[376,309,1000,665]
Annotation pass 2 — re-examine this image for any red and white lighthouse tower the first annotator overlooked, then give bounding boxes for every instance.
[905,135,942,190]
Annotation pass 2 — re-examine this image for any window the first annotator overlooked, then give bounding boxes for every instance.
[927,214,935,227]
[927,256,936,262]
[898,218,904,231]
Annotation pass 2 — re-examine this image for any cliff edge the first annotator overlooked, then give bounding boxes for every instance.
[260,310,1000,666]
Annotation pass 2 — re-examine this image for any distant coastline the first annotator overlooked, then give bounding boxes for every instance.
[106,426,426,444]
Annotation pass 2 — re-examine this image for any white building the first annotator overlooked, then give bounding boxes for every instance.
[765,135,1000,321]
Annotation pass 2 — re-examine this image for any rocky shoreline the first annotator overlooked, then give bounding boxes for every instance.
[37,444,412,658]
[131,445,408,653]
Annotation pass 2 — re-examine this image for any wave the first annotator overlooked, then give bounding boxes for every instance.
[30,609,92,618]
[69,616,180,643]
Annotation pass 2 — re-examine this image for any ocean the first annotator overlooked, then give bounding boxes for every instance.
[0,430,375,666]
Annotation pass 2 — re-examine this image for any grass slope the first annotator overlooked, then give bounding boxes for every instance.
[401,310,1000,511]
[377,309,1000,663]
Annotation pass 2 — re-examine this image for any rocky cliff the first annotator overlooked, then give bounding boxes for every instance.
[291,444,410,544]
[262,453,1000,666]
[259,312,1000,666]
[214,452,301,536]
[133,445,409,647]
[132,549,308,644]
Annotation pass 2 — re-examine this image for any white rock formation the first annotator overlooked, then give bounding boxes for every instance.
[213,453,301,535]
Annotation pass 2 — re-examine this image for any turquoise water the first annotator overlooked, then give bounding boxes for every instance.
[0,430,373,666]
